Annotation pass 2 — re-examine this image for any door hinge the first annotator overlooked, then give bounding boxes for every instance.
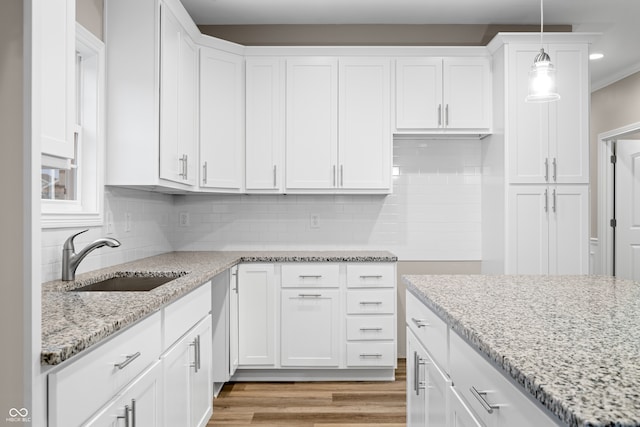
[611,155,617,164]
[610,218,617,228]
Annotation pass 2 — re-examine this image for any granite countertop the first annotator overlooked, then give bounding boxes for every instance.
[403,274,640,427]
[42,250,396,366]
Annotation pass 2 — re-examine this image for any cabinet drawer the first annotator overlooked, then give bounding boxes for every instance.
[346,263,395,288]
[450,332,559,427]
[406,290,448,372]
[346,342,396,367]
[346,316,395,341]
[346,289,395,314]
[164,281,211,349]
[281,263,340,288]
[48,311,162,427]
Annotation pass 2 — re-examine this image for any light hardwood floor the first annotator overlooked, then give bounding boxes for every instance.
[207,359,406,426]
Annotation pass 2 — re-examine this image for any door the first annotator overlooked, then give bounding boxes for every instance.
[338,58,391,190]
[286,58,338,189]
[549,185,589,274]
[507,185,549,274]
[190,318,213,427]
[443,57,491,130]
[395,58,442,130]
[615,140,640,280]
[199,47,244,190]
[280,289,340,366]
[407,329,427,426]
[238,264,277,366]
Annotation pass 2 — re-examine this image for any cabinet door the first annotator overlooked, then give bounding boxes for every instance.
[407,330,427,427]
[338,58,391,190]
[286,58,338,189]
[238,264,277,366]
[507,44,550,184]
[443,57,491,130]
[245,58,285,192]
[162,334,191,427]
[200,47,244,190]
[190,317,213,427]
[229,266,239,376]
[41,0,75,159]
[85,362,162,427]
[159,4,197,186]
[549,185,589,274]
[507,185,549,274]
[281,289,341,367]
[450,387,485,427]
[395,58,442,130]
[548,44,589,184]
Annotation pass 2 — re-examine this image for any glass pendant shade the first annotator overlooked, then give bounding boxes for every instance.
[526,48,560,102]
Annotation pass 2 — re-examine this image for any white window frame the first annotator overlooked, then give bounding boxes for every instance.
[42,24,104,228]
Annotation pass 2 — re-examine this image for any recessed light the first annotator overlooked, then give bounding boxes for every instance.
[590,53,604,60]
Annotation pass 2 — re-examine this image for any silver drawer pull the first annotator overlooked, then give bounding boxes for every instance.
[299,275,322,279]
[359,327,383,332]
[359,301,382,305]
[117,404,131,427]
[359,275,383,279]
[470,386,500,414]
[298,293,322,298]
[411,317,430,328]
[114,352,141,370]
[360,353,382,358]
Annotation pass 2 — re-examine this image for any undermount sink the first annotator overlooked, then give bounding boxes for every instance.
[71,274,184,292]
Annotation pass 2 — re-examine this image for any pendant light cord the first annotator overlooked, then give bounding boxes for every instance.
[540,0,544,46]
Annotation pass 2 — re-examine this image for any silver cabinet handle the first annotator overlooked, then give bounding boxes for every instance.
[544,158,549,182]
[340,165,344,187]
[359,301,382,305]
[299,275,322,279]
[360,353,382,358]
[411,317,429,328]
[552,157,557,182]
[359,275,383,279]
[359,327,383,332]
[544,189,548,213]
[273,165,277,188]
[190,337,199,373]
[114,352,141,370]
[437,104,442,127]
[179,154,188,180]
[414,351,427,396]
[333,165,336,187]
[470,386,500,414]
[196,335,201,371]
[202,161,208,185]
[445,104,449,126]
[298,293,322,298]
[131,399,136,427]
[552,189,557,213]
[184,155,188,180]
[117,405,131,427]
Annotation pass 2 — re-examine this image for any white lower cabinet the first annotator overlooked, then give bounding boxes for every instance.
[407,289,561,427]
[47,282,212,427]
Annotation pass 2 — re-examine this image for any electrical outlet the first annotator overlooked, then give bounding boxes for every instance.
[179,212,190,227]
[310,214,320,229]
[124,212,132,232]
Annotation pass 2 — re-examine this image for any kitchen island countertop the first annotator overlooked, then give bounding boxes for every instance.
[403,274,640,427]
[42,250,396,366]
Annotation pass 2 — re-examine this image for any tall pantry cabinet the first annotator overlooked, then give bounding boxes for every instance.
[482,33,594,275]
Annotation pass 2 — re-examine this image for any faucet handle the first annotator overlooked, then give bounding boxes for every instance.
[63,229,89,252]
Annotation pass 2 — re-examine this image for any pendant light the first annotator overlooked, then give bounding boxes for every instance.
[525,0,560,102]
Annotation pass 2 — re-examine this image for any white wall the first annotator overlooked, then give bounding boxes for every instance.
[173,139,482,261]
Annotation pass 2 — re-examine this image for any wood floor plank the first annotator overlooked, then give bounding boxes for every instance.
[208,359,406,426]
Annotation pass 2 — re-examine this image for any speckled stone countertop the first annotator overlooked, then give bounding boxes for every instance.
[42,250,396,366]
[403,274,640,427]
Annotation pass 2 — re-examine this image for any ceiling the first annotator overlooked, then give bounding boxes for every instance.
[180,0,640,91]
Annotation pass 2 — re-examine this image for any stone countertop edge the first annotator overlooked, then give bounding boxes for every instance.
[42,250,397,366]
[401,275,640,427]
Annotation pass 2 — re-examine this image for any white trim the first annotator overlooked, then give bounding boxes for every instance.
[591,61,640,92]
[597,121,640,276]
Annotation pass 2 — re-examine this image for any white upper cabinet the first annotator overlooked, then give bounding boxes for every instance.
[285,58,339,190]
[106,0,200,190]
[245,58,285,192]
[159,4,198,186]
[507,43,589,184]
[199,47,244,191]
[285,57,392,193]
[339,58,391,190]
[395,57,491,133]
[40,0,75,160]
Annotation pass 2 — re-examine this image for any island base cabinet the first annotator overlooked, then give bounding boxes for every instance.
[449,332,560,427]
[84,361,162,427]
[450,387,484,427]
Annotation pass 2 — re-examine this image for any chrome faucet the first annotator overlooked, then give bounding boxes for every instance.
[62,229,121,281]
